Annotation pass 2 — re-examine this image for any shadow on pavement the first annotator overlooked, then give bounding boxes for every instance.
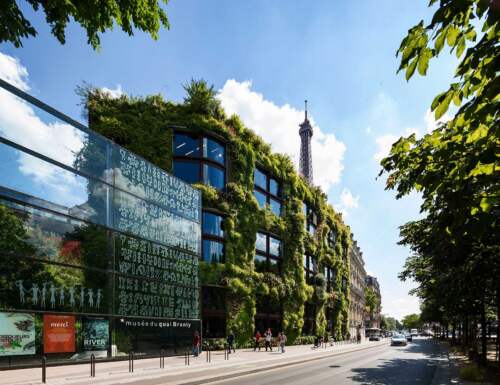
[348,339,446,385]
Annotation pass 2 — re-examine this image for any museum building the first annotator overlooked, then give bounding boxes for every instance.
[84,85,354,344]
[0,80,201,366]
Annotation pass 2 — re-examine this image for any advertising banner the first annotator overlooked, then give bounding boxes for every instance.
[43,314,75,353]
[0,312,35,356]
[83,318,109,351]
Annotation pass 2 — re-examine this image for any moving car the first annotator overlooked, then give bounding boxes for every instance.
[405,333,413,342]
[391,334,407,346]
[410,328,419,337]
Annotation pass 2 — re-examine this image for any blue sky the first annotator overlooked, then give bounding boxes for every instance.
[0,0,459,320]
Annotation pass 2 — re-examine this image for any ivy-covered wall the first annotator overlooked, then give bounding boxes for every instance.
[84,86,351,344]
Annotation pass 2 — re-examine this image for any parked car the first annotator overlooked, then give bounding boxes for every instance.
[391,334,407,346]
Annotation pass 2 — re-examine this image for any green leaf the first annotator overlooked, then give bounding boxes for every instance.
[468,162,495,177]
[480,197,491,212]
[447,26,459,46]
[406,57,418,81]
[434,92,452,119]
[465,29,476,41]
[456,36,466,58]
[452,91,462,106]
[418,49,432,75]
[434,29,446,53]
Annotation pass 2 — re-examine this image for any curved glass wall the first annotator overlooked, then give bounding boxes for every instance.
[0,81,202,363]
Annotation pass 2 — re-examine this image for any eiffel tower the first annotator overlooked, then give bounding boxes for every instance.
[299,100,313,184]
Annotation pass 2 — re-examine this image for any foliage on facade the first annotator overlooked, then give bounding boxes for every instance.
[83,82,352,344]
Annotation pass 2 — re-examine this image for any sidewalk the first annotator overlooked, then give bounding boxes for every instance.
[1,340,388,385]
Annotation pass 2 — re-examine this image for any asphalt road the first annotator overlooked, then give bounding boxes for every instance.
[205,338,445,385]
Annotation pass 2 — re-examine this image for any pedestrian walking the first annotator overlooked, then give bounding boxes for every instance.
[264,328,273,351]
[227,331,235,353]
[192,330,200,357]
[279,331,287,353]
[254,330,261,351]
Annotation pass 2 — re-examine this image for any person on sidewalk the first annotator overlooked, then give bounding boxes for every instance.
[264,328,273,351]
[279,331,287,353]
[227,331,235,354]
[192,331,200,357]
[254,330,261,351]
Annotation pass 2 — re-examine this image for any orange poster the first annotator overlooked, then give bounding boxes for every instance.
[43,315,75,353]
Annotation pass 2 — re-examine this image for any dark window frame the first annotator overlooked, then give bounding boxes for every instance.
[253,167,282,217]
[173,132,226,190]
[254,231,282,274]
[202,210,225,264]
[303,254,317,283]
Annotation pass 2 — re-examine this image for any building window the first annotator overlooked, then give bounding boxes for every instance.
[323,265,336,291]
[253,168,282,217]
[254,232,282,274]
[303,203,318,235]
[327,228,337,248]
[202,211,224,263]
[173,132,225,190]
[303,254,317,283]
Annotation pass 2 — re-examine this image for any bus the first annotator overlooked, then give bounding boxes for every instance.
[365,328,382,341]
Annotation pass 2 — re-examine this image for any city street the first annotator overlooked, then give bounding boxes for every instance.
[203,338,445,385]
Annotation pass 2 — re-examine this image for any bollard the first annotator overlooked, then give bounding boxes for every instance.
[206,347,210,363]
[42,356,47,383]
[160,350,165,369]
[185,351,190,366]
[90,354,96,377]
[128,351,134,373]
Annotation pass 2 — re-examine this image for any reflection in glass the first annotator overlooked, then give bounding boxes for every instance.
[204,138,225,165]
[269,258,280,274]
[269,237,281,257]
[270,198,281,217]
[256,232,267,252]
[303,254,308,269]
[254,254,267,272]
[254,168,267,190]
[269,178,279,196]
[203,164,224,190]
[203,212,224,237]
[174,134,200,157]
[203,239,224,263]
[173,160,200,184]
[0,142,110,226]
[253,189,267,208]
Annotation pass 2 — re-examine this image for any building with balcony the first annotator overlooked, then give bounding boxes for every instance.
[364,275,382,329]
[348,236,366,340]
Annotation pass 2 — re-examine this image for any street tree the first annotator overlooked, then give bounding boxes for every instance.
[1,0,170,49]
[380,0,499,364]
[402,314,423,331]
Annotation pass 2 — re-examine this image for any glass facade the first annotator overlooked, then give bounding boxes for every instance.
[202,211,224,264]
[173,133,225,190]
[0,83,201,365]
[304,255,317,284]
[254,232,282,274]
[253,168,282,217]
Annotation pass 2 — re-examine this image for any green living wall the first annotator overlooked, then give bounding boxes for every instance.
[84,83,351,344]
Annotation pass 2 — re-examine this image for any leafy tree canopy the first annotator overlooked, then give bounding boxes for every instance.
[1,0,170,49]
[402,313,423,330]
[380,0,499,359]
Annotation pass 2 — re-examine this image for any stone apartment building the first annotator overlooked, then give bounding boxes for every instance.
[348,237,366,340]
[364,275,382,329]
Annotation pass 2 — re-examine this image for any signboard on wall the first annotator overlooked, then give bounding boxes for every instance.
[0,312,35,356]
[83,317,109,351]
[43,314,75,353]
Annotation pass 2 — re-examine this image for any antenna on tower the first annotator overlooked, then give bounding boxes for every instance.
[304,99,308,120]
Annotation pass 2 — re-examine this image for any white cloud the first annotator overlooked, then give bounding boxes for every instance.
[101,85,124,98]
[218,79,346,191]
[424,108,451,133]
[0,52,86,207]
[373,134,398,162]
[0,53,29,91]
[334,188,359,218]
[366,270,376,277]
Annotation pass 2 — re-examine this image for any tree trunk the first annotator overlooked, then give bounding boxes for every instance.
[480,298,487,364]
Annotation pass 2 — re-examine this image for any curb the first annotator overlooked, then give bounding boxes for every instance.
[177,342,389,385]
